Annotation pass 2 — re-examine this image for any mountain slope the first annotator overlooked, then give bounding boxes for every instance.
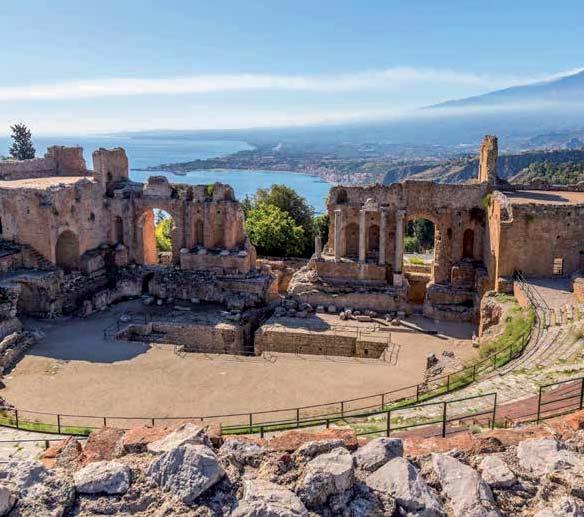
[430,69,584,109]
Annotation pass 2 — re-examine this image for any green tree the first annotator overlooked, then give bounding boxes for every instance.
[313,213,329,247]
[244,203,305,257]
[155,215,173,252]
[9,123,35,160]
[252,185,315,255]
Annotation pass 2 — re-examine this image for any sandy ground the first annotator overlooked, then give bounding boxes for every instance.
[2,302,477,427]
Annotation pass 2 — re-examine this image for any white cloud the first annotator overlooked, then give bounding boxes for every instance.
[0,67,575,102]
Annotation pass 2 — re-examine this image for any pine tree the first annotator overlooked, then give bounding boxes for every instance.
[8,123,35,160]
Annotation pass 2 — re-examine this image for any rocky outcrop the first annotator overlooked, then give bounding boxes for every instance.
[147,444,225,505]
[10,413,584,515]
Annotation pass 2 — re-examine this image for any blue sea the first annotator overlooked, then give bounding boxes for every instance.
[0,135,330,212]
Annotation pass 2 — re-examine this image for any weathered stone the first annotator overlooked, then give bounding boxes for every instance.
[353,437,403,471]
[517,438,579,476]
[0,486,15,516]
[146,422,212,454]
[80,427,124,465]
[294,439,346,459]
[478,454,516,488]
[533,496,584,517]
[219,439,266,468]
[74,460,132,495]
[266,429,358,452]
[121,425,173,454]
[2,460,75,516]
[297,447,354,508]
[432,453,500,517]
[232,479,308,517]
[41,436,83,469]
[147,444,225,505]
[366,457,444,517]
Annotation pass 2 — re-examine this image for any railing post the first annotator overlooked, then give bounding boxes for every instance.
[472,364,476,381]
[296,408,300,427]
[248,413,253,432]
[492,392,497,429]
[536,386,543,423]
[446,375,450,393]
[579,378,584,410]
[260,426,264,439]
[57,414,61,434]
[326,418,330,429]
[380,393,385,410]
[14,409,19,429]
[341,401,344,417]
[151,418,155,427]
[493,352,497,369]
[103,417,107,427]
[441,402,447,438]
[386,410,391,437]
[416,384,420,402]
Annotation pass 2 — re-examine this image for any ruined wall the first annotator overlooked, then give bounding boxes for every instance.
[478,135,498,184]
[495,201,584,279]
[0,146,87,180]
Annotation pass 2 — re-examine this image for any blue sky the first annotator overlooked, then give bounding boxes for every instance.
[1,0,582,134]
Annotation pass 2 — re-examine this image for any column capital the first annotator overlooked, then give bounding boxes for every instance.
[396,209,406,220]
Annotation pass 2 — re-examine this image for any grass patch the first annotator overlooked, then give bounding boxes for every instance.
[479,303,535,359]
[406,256,426,265]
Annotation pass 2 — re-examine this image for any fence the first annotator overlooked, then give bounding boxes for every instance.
[0,327,532,436]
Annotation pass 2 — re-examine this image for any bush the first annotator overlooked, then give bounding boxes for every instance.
[155,217,173,252]
[479,304,535,359]
[245,204,305,257]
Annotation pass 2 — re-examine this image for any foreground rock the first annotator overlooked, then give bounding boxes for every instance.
[517,438,579,475]
[478,454,516,488]
[353,437,403,471]
[219,439,266,469]
[147,444,225,505]
[232,479,308,517]
[432,453,500,517]
[1,460,74,516]
[366,457,444,516]
[146,422,212,454]
[73,460,132,495]
[0,486,15,516]
[533,496,584,517]
[297,447,354,509]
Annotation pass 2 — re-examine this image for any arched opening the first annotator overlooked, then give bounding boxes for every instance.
[114,216,124,244]
[139,209,175,265]
[404,218,435,305]
[345,222,359,257]
[194,219,204,247]
[142,272,155,295]
[368,224,380,253]
[463,228,475,259]
[55,230,80,273]
[211,209,225,248]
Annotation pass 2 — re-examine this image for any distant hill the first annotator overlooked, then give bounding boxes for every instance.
[430,69,584,109]
[384,148,584,184]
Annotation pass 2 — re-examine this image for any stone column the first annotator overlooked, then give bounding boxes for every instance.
[334,209,342,262]
[358,209,367,263]
[314,235,322,259]
[379,208,387,266]
[393,209,405,287]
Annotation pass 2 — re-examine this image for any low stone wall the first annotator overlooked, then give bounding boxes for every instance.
[0,146,87,180]
[314,260,387,283]
[180,251,254,275]
[119,320,246,354]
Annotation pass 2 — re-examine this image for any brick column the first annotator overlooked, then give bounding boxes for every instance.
[334,209,342,262]
[358,209,367,263]
[393,209,405,286]
[379,208,387,266]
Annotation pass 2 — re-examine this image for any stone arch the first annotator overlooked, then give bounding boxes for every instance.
[345,222,359,257]
[368,224,380,253]
[137,208,176,265]
[194,219,204,247]
[463,228,475,259]
[55,230,80,272]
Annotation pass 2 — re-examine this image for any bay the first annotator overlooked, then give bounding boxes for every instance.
[0,135,330,212]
